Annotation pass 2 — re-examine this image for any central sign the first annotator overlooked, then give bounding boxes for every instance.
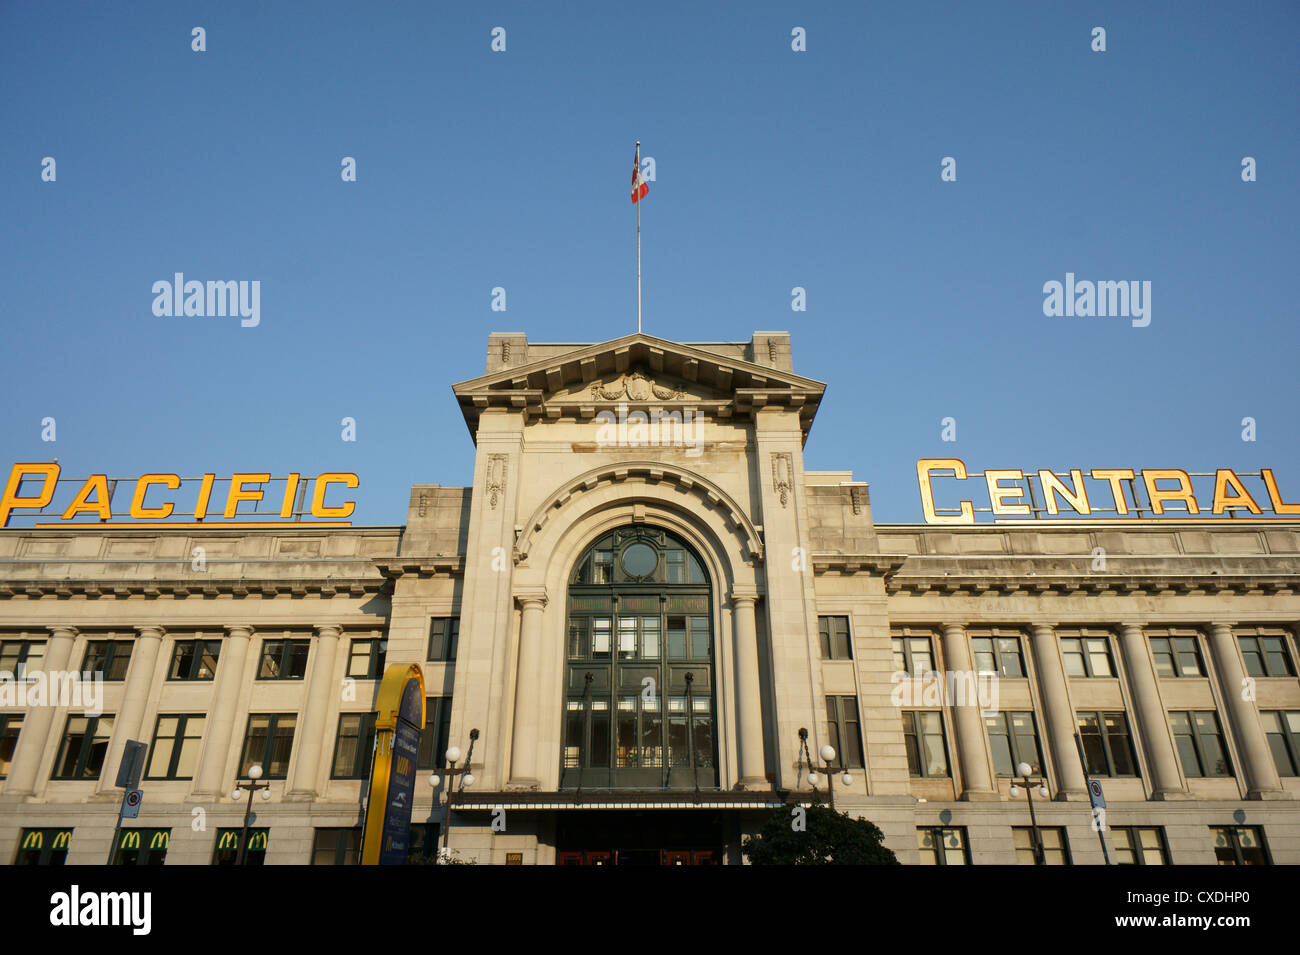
[361,663,427,865]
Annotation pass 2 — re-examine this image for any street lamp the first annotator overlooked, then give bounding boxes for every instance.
[426,728,479,860]
[1008,761,1050,865]
[231,763,272,866]
[798,728,852,811]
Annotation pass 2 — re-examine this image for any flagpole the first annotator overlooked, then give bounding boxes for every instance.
[636,141,642,334]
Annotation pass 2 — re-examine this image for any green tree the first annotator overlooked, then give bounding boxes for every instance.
[743,804,900,865]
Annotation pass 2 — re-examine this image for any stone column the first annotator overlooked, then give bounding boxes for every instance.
[1029,624,1087,799]
[4,626,77,796]
[941,624,998,799]
[507,592,547,789]
[1117,623,1188,799]
[95,626,165,795]
[732,593,768,789]
[1208,622,1286,799]
[287,625,341,799]
[193,626,252,797]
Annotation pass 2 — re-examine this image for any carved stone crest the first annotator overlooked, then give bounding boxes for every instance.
[589,371,686,402]
[772,452,792,507]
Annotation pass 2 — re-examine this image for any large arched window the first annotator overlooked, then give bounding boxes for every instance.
[561,526,716,790]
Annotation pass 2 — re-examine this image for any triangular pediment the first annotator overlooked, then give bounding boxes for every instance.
[452,333,826,442]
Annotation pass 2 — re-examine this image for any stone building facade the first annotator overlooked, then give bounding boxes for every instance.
[1,331,1297,864]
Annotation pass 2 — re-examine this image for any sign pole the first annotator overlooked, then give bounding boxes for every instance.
[636,141,642,335]
[1075,732,1112,864]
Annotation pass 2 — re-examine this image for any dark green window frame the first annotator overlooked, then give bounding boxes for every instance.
[51,714,115,780]
[1060,631,1115,678]
[0,713,23,779]
[15,828,72,865]
[1170,711,1232,777]
[1149,631,1206,678]
[986,711,1042,777]
[1238,630,1296,678]
[417,696,453,770]
[311,827,362,865]
[112,828,169,866]
[1262,710,1300,776]
[1077,711,1138,777]
[818,615,852,660]
[1210,826,1270,865]
[332,712,378,779]
[145,714,206,780]
[427,618,459,662]
[824,696,864,769]
[1112,826,1169,865]
[902,710,949,778]
[81,639,134,681]
[213,828,267,865]
[239,713,296,779]
[347,638,387,679]
[168,638,220,681]
[916,826,968,865]
[0,639,46,679]
[970,630,1026,678]
[1014,826,1070,865]
[891,629,936,676]
[257,639,310,680]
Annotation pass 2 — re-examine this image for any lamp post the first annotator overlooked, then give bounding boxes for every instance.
[231,764,272,866]
[797,727,853,812]
[426,728,479,860]
[1008,761,1049,865]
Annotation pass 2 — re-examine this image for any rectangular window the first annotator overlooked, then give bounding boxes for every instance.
[51,715,114,780]
[258,639,310,680]
[168,639,220,680]
[417,697,454,770]
[1077,712,1138,777]
[311,828,362,865]
[81,640,134,681]
[427,618,459,662]
[408,823,440,862]
[239,713,296,779]
[1059,629,1115,678]
[1262,711,1300,777]
[0,639,46,679]
[1148,629,1206,678]
[891,628,936,676]
[14,828,72,865]
[1112,827,1169,865]
[347,638,387,679]
[332,712,378,779]
[213,828,267,865]
[969,629,1025,678]
[1014,826,1070,865]
[986,711,1042,777]
[112,828,169,866]
[902,711,949,778]
[824,696,864,769]
[1238,628,1296,678]
[0,714,23,779]
[818,616,852,660]
[1210,826,1270,865]
[145,714,206,780]
[1170,711,1232,777]
[916,827,969,865]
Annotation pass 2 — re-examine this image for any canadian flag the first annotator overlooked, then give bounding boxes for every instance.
[631,142,649,203]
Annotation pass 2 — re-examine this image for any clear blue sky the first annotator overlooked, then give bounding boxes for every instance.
[2,1,1297,525]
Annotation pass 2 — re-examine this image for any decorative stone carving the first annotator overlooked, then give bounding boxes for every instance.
[589,371,686,402]
[486,454,508,509]
[850,486,865,515]
[767,339,777,363]
[772,452,792,507]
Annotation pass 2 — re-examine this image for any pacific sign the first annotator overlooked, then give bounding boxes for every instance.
[917,459,1300,524]
[1,463,359,528]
